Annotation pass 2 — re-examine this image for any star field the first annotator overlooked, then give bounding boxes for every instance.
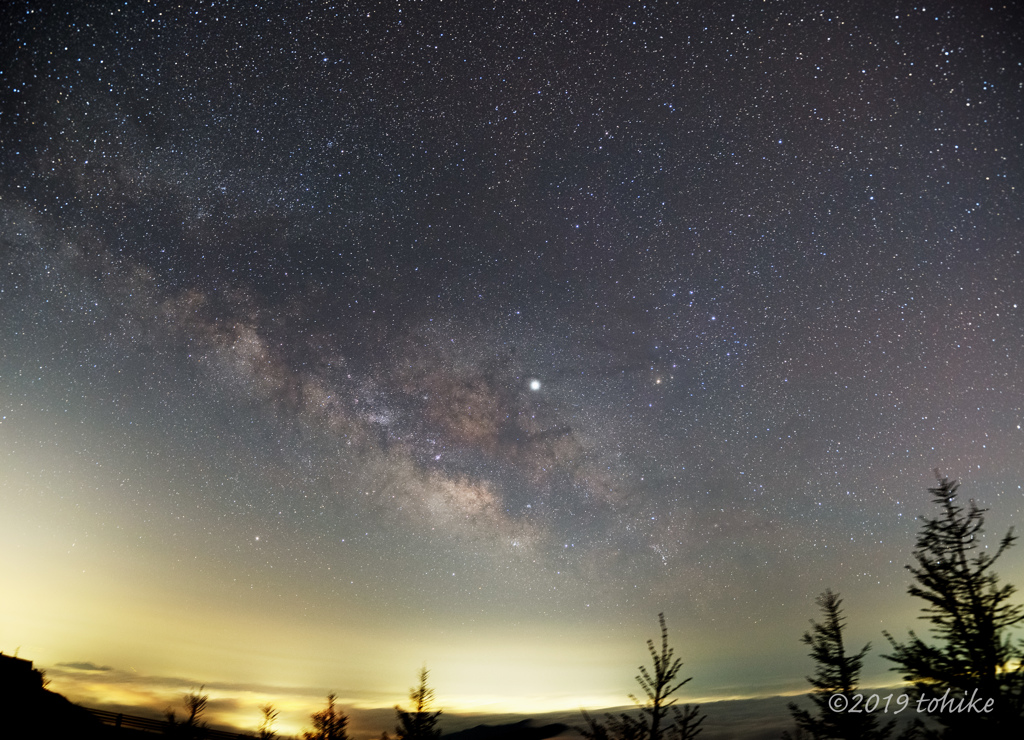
[1,0,1023,732]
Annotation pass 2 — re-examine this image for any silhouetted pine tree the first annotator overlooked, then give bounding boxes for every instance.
[304,693,349,740]
[580,614,705,740]
[580,708,646,740]
[392,667,442,740]
[784,589,895,740]
[165,686,209,739]
[883,475,1024,737]
[184,686,209,738]
[259,702,279,740]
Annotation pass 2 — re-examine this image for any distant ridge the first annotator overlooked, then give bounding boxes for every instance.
[443,719,568,740]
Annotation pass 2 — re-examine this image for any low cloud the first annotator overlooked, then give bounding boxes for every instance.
[57,661,114,672]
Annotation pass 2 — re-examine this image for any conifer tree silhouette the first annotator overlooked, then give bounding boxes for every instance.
[883,475,1024,737]
[784,589,895,740]
[165,686,209,739]
[304,693,349,740]
[391,667,442,740]
[259,702,280,740]
[580,613,704,740]
[184,686,208,728]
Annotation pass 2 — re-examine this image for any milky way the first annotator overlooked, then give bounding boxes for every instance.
[2,0,1023,726]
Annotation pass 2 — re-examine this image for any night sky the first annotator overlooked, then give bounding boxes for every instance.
[2,0,1023,736]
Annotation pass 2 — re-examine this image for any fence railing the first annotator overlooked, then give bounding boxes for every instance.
[87,707,256,739]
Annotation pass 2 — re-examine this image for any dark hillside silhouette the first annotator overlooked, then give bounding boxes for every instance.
[442,719,567,740]
[0,651,106,737]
